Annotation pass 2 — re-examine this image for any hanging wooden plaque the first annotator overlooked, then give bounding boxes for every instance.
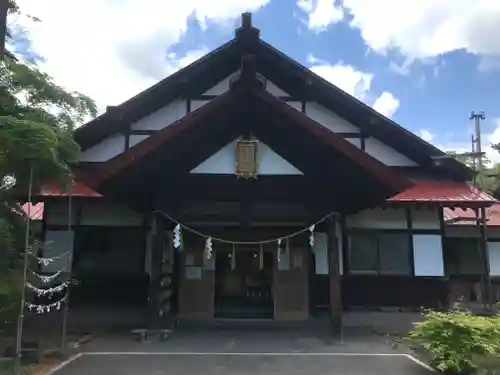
[235,139,258,179]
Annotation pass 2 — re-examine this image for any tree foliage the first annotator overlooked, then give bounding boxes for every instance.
[409,310,500,374]
[0,3,97,321]
[446,150,500,198]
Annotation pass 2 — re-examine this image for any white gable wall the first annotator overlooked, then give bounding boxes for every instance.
[131,99,186,131]
[79,71,421,167]
[190,138,303,175]
[79,99,188,163]
[203,75,232,95]
[192,99,211,111]
[306,102,359,133]
[364,137,418,167]
[80,134,126,162]
[266,80,289,96]
[202,70,291,97]
[286,101,302,111]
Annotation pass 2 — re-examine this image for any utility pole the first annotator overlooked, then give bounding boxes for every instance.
[469,110,492,310]
[470,111,486,188]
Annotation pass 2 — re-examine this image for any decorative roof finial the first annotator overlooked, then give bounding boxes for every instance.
[235,12,259,40]
[241,12,252,28]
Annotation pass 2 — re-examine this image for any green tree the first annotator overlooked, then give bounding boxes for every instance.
[446,150,500,198]
[0,2,97,322]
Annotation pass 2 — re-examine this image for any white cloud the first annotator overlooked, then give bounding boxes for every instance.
[14,0,270,111]
[308,57,400,118]
[297,0,343,32]
[310,62,373,99]
[298,0,500,70]
[372,92,400,118]
[417,129,435,143]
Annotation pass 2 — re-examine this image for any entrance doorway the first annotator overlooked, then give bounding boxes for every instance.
[215,249,274,319]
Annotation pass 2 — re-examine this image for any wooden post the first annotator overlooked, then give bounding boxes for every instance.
[478,207,492,310]
[326,215,342,334]
[148,215,164,328]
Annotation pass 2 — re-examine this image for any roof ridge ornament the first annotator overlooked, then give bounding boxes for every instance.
[242,12,252,28]
[229,54,265,91]
[235,12,260,40]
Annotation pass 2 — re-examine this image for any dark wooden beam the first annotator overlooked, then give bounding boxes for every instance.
[130,130,157,136]
[340,213,349,275]
[406,207,415,276]
[124,125,131,151]
[326,215,342,334]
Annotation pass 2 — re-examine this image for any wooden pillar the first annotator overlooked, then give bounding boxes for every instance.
[478,207,492,309]
[147,215,172,328]
[326,215,342,334]
[438,206,453,309]
[147,215,162,328]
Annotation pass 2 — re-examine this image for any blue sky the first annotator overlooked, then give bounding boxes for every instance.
[13,0,500,161]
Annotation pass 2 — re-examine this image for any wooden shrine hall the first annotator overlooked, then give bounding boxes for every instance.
[33,13,499,332]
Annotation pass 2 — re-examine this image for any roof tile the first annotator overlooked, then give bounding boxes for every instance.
[388,180,496,204]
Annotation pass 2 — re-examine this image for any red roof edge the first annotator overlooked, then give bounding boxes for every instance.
[38,181,102,198]
[388,180,496,206]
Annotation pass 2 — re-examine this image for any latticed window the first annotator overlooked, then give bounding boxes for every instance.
[235,139,258,178]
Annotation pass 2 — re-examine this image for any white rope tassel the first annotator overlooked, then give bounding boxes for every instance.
[173,224,182,249]
[205,237,212,260]
[29,251,71,266]
[153,210,338,245]
[309,224,315,247]
[29,267,68,284]
[25,295,67,314]
[26,281,69,298]
[277,238,282,263]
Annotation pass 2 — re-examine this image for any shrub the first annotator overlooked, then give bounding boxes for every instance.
[409,310,500,374]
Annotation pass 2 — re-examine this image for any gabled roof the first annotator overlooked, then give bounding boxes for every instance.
[87,66,412,192]
[75,13,471,181]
